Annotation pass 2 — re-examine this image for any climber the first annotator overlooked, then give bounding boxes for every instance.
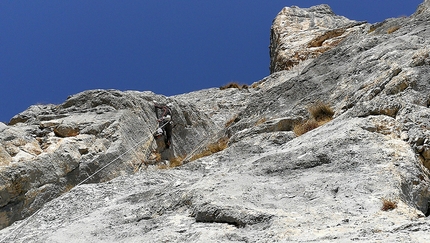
[154,102,173,149]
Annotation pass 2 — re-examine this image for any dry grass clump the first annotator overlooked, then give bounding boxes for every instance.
[293,101,334,136]
[387,26,400,34]
[225,115,239,128]
[293,119,320,136]
[157,155,186,169]
[169,155,186,168]
[157,163,169,170]
[381,198,398,211]
[368,22,384,33]
[189,137,229,161]
[63,184,75,193]
[307,102,335,122]
[147,151,161,162]
[220,82,248,90]
[255,117,267,126]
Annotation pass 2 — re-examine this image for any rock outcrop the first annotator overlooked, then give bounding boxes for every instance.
[269,4,365,73]
[0,89,218,229]
[2,1,430,242]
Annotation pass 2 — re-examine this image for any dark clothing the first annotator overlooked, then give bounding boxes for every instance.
[154,104,172,120]
[164,122,172,148]
[154,104,173,148]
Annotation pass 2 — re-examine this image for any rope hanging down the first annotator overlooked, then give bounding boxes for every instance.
[0,121,166,243]
[77,121,168,186]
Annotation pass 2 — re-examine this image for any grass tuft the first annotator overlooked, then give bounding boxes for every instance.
[251,82,260,89]
[147,152,161,162]
[169,155,186,168]
[220,82,248,90]
[189,137,229,161]
[157,155,186,169]
[381,198,397,211]
[387,26,400,34]
[307,102,335,122]
[293,101,334,136]
[225,115,239,128]
[255,117,267,126]
[293,119,320,136]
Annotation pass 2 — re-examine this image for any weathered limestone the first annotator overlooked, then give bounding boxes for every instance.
[1,115,430,242]
[2,1,430,242]
[0,89,218,229]
[269,4,365,73]
[174,87,253,129]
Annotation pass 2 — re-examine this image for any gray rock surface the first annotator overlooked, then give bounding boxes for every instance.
[269,4,364,73]
[1,116,429,242]
[2,1,430,242]
[0,89,218,229]
[174,87,252,129]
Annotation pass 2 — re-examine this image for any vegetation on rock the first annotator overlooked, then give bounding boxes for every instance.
[219,82,248,90]
[293,102,334,136]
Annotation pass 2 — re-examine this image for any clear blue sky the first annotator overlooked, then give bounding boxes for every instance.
[0,0,423,122]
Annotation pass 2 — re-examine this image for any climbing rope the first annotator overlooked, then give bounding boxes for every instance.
[77,120,170,186]
[181,119,228,164]
[0,120,168,243]
[0,105,226,242]
[0,209,39,243]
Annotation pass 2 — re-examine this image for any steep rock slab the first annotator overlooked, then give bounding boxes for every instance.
[0,89,217,229]
[1,116,430,242]
[415,0,430,16]
[2,1,430,241]
[174,87,253,129]
[269,4,363,73]
[235,1,430,157]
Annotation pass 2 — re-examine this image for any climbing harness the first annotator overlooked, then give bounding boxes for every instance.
[0,102,225,242]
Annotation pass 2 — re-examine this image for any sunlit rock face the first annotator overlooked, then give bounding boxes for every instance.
[2,1,430,242]
[269,4,363,73]
[0,89,218,229]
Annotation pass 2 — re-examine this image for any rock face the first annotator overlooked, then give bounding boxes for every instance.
[2,1,430,242]
[269,4,364,73]
[0,89,218,229]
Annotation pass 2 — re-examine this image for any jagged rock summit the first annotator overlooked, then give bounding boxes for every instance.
[269,4,363,73]
[1,1,430,242]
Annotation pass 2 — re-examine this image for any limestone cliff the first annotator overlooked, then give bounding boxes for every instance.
[1,1,430,242]
[0,90,217,229]
[269,4,363,73]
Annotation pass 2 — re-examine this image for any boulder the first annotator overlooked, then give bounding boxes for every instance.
[53,122,79,137]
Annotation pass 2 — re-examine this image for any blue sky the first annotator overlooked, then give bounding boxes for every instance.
[0,0,423,122]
